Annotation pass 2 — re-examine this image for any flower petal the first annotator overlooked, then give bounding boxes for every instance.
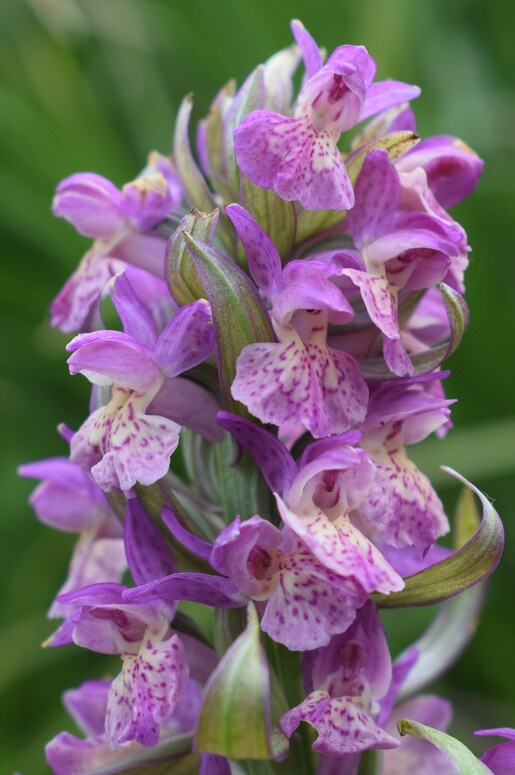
[281,690,398,756]
[106,633,189,749]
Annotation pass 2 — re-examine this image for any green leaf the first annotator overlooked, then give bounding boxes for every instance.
[346,130,421,186]
[113,754,201,775]
[372,468,503,608]
[294,203,346,248]
[196,603,289,761]
[397,720,491,773]
[396,486,486,701]
[85,734,195,774]
[165,208,219,306]
[174,96,218,214]
[223,66,265,197]
[183,232,275,416]
[241,176,297,259]
[361,282,469,379]
[214,607,248,656]
[203,80,237,202]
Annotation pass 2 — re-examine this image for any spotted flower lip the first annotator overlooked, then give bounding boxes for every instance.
[234,20,420,211]
[227,204,368,436]
[56,583,189,750]
[281,602,398,756]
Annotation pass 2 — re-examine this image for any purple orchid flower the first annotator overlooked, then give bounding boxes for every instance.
[217,411,403,599]
[67,273,220,492]
[233,20,420,210]
[210,515,370,651]
[338,148,461,375]
[281,601,398,757]
[51,152,181,333]
[227,204,368,436]
[18,455,126,644]
[55,583,190,750]
[358,374,454,549]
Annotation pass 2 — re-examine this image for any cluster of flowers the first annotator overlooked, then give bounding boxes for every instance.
[21,20,511,775]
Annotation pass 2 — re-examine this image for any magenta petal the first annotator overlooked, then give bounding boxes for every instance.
[234,112,354,210]
[161,508,213,562]
[52,172,125,239]
[63,680,111,737]
[360,80,421,122]
[281,690,398,756]
[225,204,282,299]
[261,544,367,651]
[122,572,246,609]
[277,497,404,595]
[200,754,232,775]
[124,499,175,586]
[51,250,122,334]
[360,430,449,550]
[71,389,180,492]
[232,331,367,438]
[152,299,214,378]
[275,260,354,326]
[274,124,354,210]
[347,149,400,247]
[291,20,323,78]
[106,633,189,749]
[19,457,109,532]
[110,272,158,350]
[149,377,223,443]
[67,331,159,391]
[45,732,125,775]
[216,411,297,497]
[49,535,127,621]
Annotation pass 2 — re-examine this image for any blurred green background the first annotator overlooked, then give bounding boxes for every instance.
[1,0,514,771]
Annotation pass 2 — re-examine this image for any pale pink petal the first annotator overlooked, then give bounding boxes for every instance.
[234,112,354,210]
[71,385,180,492]
[360,444,449,549]
[51,250,123,333]
[67,332,159,391]
[276,497,404,595]
[291,20,323,78]
[106,633,189,749]
[281,690,398,756]
[261,541,367,651]
[231,325,367,437]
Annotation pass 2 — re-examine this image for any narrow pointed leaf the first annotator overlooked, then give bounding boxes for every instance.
[361,283,469,379]
[173,96,219,214]
[183,232,275,415]
[166,208,219,306]
[396,486,487,700]
[397,720,492,773]
[205,80,237,201]
[224,66,266,196]
[196,604,289,761]
[372,468,503,608]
